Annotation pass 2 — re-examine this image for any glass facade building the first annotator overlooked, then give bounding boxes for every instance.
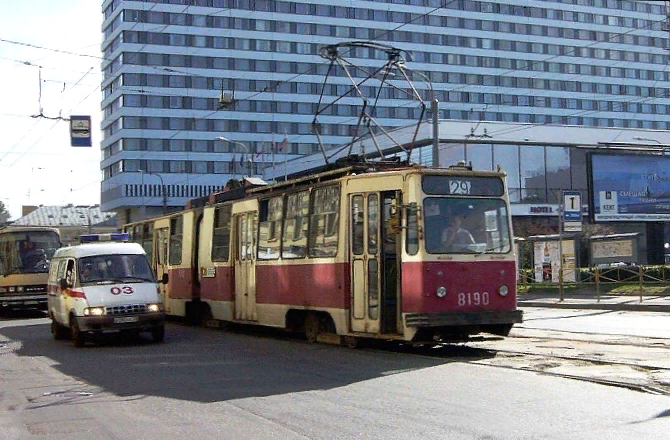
[100,0,670,222]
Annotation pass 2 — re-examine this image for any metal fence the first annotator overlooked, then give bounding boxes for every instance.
[517,264,670,302]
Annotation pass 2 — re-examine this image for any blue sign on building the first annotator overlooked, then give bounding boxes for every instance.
[70,115,92,147]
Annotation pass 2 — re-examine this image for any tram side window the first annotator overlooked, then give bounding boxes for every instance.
[258,196,283,260]
[142,223,153,262]
[406,203,419,256]
[282,191,309,259]
[308,185,340,258]
[169,216,183,265]
[212,205,232,262]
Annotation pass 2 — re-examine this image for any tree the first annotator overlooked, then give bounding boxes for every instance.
[0,201,10,224]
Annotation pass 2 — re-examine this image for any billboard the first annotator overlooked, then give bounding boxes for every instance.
[589,153,670,221]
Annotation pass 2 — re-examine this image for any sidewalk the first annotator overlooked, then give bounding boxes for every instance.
[518,291,670,312]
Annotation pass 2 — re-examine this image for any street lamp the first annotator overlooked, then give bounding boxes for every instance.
[138,170,167,214]
[217,136,253,178]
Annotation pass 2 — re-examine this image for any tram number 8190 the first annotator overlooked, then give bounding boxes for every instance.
[457,292,490,306]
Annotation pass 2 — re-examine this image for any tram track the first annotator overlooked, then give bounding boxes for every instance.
[181,320,670,396]
[388,338,670,397]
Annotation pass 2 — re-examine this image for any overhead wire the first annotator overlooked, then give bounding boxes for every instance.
[96,2,669,200]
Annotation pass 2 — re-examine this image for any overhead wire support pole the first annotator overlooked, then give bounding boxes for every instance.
[432,98,439,167]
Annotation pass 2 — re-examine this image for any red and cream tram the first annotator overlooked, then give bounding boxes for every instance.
[124,161,522,346]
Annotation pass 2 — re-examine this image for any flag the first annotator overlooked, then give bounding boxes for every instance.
[255,143,262,158]
[278,133,288,152]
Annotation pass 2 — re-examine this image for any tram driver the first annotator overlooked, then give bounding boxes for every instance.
[440,215,476,252]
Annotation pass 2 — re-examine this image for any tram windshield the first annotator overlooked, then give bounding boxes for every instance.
[423,198,511,254]
[0,230,61,275]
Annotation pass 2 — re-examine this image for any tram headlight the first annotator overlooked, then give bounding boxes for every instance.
[498,284,509,297]
[436,287,447,298]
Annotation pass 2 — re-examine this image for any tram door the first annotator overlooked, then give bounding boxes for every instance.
[233,212,257,321]
[350,193,381,334]
[155,227,169,305]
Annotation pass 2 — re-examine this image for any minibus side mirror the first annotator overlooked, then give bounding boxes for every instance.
[59,278,69,290]
[162,273,169,285]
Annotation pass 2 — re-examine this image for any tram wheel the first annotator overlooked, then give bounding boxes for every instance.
[343,336,359,349]
[304,313,320,343]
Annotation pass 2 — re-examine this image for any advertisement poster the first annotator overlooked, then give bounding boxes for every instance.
[591,154,670,221]
[533,240,576,283]
[591,240,634,260]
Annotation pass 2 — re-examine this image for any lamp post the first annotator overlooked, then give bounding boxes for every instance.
[216,136,253,178]
[139,170,167,214]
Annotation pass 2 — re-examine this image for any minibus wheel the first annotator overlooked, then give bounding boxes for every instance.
[51,320,68,340]
[70,317,85,348]
[151,325,165,343]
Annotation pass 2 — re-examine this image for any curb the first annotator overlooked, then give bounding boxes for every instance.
[518,301,670,313]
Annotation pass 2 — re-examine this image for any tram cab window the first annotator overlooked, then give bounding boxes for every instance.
[258,196,283,260]
[424,198,511,254]
[282,191,309,259]
[169,216,183,265]
[308,185,340,258]
[212,205,232,262]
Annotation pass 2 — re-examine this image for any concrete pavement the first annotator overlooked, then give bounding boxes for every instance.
[518,290,670,312]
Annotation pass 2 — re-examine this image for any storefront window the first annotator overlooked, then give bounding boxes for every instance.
[545,147,571,202]
[520,145,546,203]
[493,144,520,201]
[439,143,465,167]
[465,144,493,171]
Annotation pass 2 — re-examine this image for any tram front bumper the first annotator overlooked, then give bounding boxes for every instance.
[404,310,523,327]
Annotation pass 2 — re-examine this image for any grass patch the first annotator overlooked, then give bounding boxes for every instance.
[517,283,670,296]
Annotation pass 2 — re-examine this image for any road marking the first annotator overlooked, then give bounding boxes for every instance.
[131,360,241,368]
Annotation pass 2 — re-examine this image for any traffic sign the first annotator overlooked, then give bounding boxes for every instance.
[562,190,582,232]
[70,115,92,147]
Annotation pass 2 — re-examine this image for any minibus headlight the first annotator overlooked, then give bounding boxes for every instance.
[83,307,105,316]
[436,287,447,298]
[147,303,163,313]
[499,285,509,297]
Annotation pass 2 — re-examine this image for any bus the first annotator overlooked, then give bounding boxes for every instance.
[0,226,62,311]
[124,160,522,346]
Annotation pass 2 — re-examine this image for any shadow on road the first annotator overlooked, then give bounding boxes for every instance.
[0,309,47,321]
[0,322,497,404]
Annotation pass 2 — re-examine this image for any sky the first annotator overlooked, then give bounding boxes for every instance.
[0,1,102,221]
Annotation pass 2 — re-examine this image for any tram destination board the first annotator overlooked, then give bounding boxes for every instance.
[422,175,504,196]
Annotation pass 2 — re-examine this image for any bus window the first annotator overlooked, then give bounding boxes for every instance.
[282,191,309,259]
[169,216,183,265]
[212,205,232,262]
[258,196,283,260]
[309,185,340,258]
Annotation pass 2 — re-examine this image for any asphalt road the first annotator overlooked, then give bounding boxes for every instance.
[0,311,669,439]
[518,307,670,338]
